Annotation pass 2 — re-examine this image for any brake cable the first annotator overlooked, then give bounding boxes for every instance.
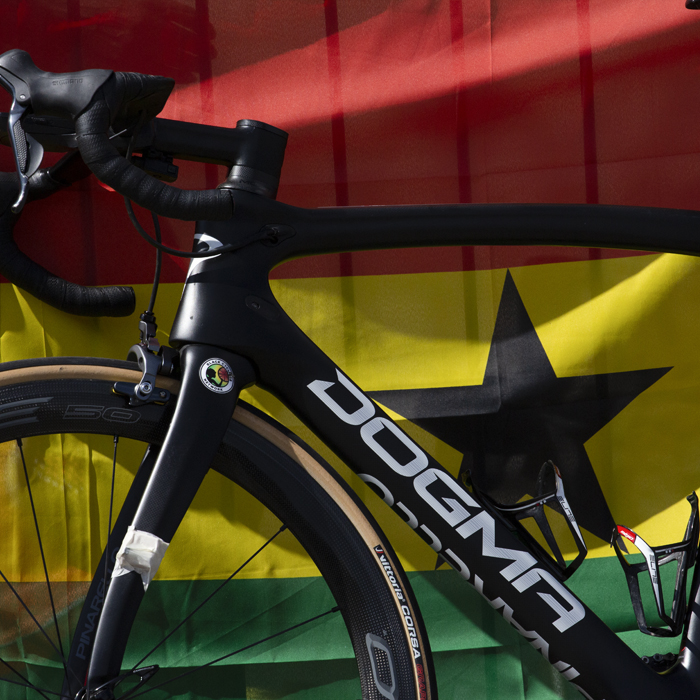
[121,116,270,315]
[123,113,164,315]
[121,125,239,262]
[123,198,240,259]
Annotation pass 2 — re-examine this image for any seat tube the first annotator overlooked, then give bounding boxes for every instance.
[87,343,256,687]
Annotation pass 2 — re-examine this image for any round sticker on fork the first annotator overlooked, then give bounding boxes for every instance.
[199,358,234,393]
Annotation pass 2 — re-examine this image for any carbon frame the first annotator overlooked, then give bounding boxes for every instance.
[166,191,700,699]
[4,53,700,699]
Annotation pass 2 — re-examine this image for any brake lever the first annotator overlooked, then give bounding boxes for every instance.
[0,69,44,213]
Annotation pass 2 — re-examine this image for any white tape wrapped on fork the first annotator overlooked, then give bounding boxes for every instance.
[112,525,170,590]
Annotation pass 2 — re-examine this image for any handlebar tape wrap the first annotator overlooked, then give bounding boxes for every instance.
[75,80,235,221]
[0,172,135,317]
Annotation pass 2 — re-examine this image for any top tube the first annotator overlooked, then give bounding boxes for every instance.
[196,192,700,270]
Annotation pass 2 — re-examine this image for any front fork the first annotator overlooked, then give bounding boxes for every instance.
[81,344,255,695]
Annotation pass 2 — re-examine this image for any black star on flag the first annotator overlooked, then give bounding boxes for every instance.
[369,270,671,544]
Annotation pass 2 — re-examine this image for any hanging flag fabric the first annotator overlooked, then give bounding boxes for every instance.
[0,1,699,698]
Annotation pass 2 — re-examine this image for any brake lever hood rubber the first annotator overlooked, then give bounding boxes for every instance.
[0,49,113,120]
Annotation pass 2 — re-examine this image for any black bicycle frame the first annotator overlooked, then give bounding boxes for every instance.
[5,63,700,700]
[163,191,700,700]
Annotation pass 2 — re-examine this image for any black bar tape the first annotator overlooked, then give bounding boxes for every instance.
[0,173,135,317]
[75,98,234,221]
[110,71,174,124]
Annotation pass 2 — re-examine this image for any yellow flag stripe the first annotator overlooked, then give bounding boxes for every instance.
[1,252,697,577]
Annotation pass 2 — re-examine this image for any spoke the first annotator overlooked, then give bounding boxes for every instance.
[127,605,341,700]
[0,673,62,699]
[17,439,68,670]
[86,436,119,700]
[104,436,119,597]
[0,654,53,700]
[15,439,86,691]
[132,524,288,670]
[0,569,65,664]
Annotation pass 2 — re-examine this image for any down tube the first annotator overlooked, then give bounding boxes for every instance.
[259,347,693,700]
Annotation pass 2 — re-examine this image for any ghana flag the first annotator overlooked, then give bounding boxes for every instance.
[1,1,700,698]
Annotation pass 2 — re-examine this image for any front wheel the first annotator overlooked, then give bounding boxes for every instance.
[0,357,436,700]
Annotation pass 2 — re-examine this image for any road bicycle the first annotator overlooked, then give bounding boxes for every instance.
[1,37,700,700]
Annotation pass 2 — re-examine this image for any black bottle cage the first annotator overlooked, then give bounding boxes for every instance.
[468,461,588,581]
[613,491,700,637]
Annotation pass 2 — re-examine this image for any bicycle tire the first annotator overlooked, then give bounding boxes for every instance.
[0,357,436,700]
